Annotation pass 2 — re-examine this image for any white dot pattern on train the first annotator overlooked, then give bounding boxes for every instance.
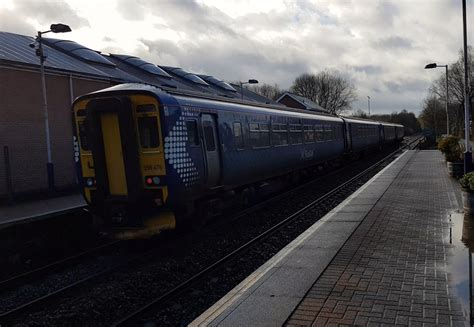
[164,108,200,187]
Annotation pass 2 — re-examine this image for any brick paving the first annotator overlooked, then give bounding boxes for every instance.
[286,151,467,326]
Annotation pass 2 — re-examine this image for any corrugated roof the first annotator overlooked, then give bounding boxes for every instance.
[1,31,276,105]
[0,32,109,78]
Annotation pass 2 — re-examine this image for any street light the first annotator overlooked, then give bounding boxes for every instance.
[33,23,72,191]
[239,79,259,100]
[424,63,450,135]
[367,96,371,117]
[462,0,471,173]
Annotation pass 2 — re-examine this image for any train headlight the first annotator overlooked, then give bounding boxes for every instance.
[85,178,94,187]
[146,177,153,185]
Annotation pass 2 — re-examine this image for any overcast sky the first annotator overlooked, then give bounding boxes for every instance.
[1,0,473,115]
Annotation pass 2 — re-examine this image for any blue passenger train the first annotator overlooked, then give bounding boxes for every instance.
[72,83,403,232]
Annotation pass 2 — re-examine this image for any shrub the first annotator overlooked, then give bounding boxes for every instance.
[460,172,474,191]
[438,136,463,162]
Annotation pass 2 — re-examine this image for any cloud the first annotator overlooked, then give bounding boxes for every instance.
[353,65,384,75]
[117,0,237,37]
[384,79,427,94]
[12,0,90,30]
[376,36,413,49]
[0,8,36,35]
[1,0,471,115]
[139,36,310,86]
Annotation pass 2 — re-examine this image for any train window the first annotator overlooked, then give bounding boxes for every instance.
[136,104,156,113]
[272,123,288,146]
[138,116,160,148]
[249,122,270,148]
[289,124,302,144]
[336,125,341,139]
[304,125,315,143]
[249,123,259,148]
[315,125,324,142]
[259,123,270,147]
[186,120,199,146]
[324,125,332,141]
[203,121,216,151]
[233,122,244,150]
[77,121,90,151]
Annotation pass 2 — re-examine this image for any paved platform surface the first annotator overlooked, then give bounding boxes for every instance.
[191,150,468,326]
[0,193,86,228]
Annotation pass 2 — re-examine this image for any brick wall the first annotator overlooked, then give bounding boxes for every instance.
[0,66,110,197]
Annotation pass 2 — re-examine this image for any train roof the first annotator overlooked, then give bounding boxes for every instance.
[342,116,403,128]
[76,83,345,122]
[341,116,383,126]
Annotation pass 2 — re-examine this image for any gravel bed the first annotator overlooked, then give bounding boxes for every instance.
[144,159,389,326]
[0,253,124,315]
[6,149,399,326]
[0,210,98,280]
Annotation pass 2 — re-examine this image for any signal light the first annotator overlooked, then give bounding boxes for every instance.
[146,177,153,185]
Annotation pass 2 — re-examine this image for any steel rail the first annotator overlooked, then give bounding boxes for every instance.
[0,239,121,292]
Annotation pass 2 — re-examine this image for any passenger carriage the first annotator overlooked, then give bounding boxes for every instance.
[72,83,403,232]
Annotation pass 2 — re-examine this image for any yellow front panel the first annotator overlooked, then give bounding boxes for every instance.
[74,99,96,203]
[101,113,128,196]
[131,95,168,202]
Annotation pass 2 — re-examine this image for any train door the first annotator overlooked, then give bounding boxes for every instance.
[100,112,128,195]
[201,114,221,187]
[86,97,141,200]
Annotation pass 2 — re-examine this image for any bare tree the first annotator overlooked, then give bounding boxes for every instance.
[419,95,446,136]
[248,83,284,101]
[290,70,357,114]
[429,47,473,136]
[351,109,369,118]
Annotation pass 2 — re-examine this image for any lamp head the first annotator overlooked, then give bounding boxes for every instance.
[248,79,258,84]
[50,23,71,33]
[424,63,437,69]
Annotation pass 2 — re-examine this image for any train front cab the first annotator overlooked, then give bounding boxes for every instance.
[73,93,175,235]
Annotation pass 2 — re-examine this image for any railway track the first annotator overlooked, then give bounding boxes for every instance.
[0,240,128,322]
[114,137,423,326]
[0,239,121,293]
[0,138,421,326]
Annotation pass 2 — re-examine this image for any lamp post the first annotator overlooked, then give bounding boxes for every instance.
[462,0,471,173]
[425,63,450,136]
[34,23,71,191]
[239,79,259,100]
[367,96,371,117]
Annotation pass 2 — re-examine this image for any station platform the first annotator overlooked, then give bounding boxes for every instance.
[191,150,469,326]
[0,192,86,229]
